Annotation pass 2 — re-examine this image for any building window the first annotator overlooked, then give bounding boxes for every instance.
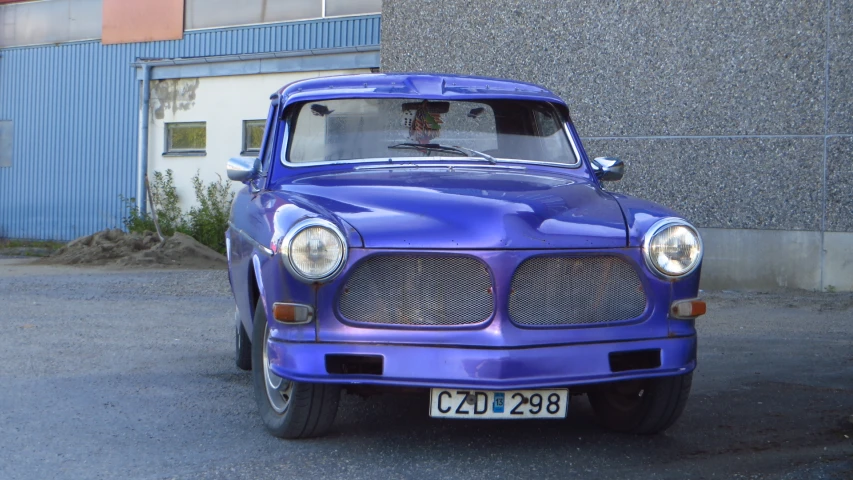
[0,121,11,168]
[165,122,206,156]
[242,120,266,156]
[184,0,380,31]
[0,0,102,49]
[325,0,381,17]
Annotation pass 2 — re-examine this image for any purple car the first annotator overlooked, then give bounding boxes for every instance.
[225,73,705,439]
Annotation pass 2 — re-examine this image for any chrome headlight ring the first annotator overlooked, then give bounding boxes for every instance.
[280,218,348,283]
[642,217,703,279]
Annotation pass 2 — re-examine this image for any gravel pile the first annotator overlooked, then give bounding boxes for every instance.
[36,229,226,269]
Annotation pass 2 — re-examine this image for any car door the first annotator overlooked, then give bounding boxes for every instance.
[231,101,279,328]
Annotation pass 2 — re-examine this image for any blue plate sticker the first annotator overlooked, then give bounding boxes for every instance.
[492,392,505,413]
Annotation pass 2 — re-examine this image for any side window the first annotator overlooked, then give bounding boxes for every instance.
[164,122,206,156]
[241,120,265,156]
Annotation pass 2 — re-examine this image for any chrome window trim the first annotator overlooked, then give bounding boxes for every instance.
[641,217,704,279]
[280,218,348,283]
[278,101,583,169]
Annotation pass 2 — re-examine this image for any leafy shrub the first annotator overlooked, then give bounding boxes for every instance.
[121,169,233,254]
[186,173,234,254]
[147,170,187,235]
[120,195,157,234]
[120,170,187,236]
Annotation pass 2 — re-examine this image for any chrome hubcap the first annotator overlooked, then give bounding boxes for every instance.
[263,325,292,414]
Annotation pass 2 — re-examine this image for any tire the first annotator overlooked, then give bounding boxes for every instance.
[235,308,252,371]
[251,298,340,439]
[587,372,692,434]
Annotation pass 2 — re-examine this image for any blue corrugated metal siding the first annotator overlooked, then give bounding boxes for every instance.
[0,15,381,240]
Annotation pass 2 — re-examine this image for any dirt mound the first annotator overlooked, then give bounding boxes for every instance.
[37,229,226,269]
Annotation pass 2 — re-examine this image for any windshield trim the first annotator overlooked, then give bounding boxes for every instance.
[279,103,583,170]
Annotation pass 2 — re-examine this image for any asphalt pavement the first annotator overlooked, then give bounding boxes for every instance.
[0,258,851,480]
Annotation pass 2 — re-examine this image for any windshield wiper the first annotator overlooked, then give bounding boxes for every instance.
[388,143,497,165]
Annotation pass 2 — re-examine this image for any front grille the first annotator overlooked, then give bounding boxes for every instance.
[338,255,494,326]
[509,256,647,326]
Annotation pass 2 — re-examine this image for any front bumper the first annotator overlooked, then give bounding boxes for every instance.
[266,335,697,390]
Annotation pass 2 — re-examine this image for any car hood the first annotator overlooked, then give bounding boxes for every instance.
[279,167,627,249]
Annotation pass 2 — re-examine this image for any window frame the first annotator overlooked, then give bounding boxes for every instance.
[241,119,266,157]
[164,121,207,157]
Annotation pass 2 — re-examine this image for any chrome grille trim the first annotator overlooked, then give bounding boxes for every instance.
[509,256,647,326]
[338,255,494,326]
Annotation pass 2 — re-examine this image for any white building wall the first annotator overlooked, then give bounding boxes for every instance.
[147,69,369,213]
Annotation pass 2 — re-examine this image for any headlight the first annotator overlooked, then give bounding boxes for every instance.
[282,219,347,282]
[642,218,703,278]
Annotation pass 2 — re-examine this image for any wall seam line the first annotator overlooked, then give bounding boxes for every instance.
[821,0,831,291]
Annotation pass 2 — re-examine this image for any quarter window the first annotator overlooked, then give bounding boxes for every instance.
[165,122,206,156]
[242,120,266,156]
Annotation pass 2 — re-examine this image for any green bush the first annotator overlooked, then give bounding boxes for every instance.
[186,173,233,254]
[120,170,187,236]
[121,169,233,254]
[120,196,157,234]
[147,170,187,235]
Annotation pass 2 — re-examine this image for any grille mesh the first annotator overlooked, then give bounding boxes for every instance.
[509,256,646,326]
[338,255,494,326]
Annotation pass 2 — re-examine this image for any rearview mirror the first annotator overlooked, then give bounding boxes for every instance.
[227,156,261,183]
[591,157,625,181]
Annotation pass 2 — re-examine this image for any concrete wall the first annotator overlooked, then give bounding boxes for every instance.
[147,69,371,214]
[381,0,853,291]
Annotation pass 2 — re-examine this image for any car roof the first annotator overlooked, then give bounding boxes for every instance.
[275,73,568,108]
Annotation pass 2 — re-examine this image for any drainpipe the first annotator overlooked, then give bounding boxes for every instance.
[136,63,152,214]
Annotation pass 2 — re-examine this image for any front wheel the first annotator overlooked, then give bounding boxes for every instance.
[251,298,340,439]
[587,372,692,434]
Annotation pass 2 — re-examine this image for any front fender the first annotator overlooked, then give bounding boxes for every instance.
[608,193,686,247]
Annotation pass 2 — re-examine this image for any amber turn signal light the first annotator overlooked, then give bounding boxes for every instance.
[670,299,706,319]
[272,302,314,324]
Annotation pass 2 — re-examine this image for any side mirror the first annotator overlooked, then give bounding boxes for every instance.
[227,156,261,183]
[591,157,625,181]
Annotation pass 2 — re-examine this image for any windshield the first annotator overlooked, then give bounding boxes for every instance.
[285,98,577,165]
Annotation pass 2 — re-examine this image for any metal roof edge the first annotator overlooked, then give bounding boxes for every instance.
[131,45,380,68]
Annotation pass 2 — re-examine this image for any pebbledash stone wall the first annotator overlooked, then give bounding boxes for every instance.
[380,0,853,291]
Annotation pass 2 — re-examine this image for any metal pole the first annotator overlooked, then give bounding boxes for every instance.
[145,175,165,242]
[136,63,152,215]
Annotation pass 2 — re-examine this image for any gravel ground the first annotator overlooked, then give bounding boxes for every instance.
[0,258,851,480]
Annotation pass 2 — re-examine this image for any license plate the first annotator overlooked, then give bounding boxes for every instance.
[429,388,569,419]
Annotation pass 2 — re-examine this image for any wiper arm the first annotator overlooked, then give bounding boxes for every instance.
[447,144,498,165]
[388,143,497,165]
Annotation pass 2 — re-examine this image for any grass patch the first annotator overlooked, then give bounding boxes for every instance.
[0,238,65,250]
[0,238,65,256]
